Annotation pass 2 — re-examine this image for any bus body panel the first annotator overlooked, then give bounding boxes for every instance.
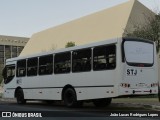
[119,66,158,96]
[23,88,62,100]
[7,69,117,100]
[119,41,158,96]
[3,89,15,98]
[3,37,158,102]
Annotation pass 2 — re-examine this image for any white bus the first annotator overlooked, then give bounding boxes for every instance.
[2,37,158,107]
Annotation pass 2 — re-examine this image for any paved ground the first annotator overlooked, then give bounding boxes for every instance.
[113,98,160,104]
[0,97,160,110]
[0,99,160,120]
[112,98,160,110]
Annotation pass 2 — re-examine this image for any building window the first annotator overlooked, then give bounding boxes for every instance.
[0,45,4,51]
[54,52,71,74]
[39,55,53,75]
[5,45,11,59]
[93,45,116,71]
[0,58,4,64]
[0,52,4,58]
[17,46,24,56]
[17,60,26,77]
[12,46,17,57]
[27,58,38,76]
[72,48,91,72]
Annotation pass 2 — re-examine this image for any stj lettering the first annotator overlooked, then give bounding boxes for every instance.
[127,69,137,76]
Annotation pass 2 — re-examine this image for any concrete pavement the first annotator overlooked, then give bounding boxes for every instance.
[0,97,160,111]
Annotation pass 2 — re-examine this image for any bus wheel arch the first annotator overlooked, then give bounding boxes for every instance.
[62,85,78,107]
[15,87,26,104]
[14,87,22,98]
[62,85,75,100]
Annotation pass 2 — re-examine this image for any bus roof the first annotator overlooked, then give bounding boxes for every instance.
[7,37,154,63]
[6,37,120,63]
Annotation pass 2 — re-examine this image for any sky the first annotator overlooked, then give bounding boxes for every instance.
[0,0,160,38]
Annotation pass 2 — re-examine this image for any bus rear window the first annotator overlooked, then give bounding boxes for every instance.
[123,40,154,67]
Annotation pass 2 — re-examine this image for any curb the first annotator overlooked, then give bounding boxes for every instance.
[150,105,160,110]
[139,104,160,110]
[0,98,16,102]
[116,103,160,110]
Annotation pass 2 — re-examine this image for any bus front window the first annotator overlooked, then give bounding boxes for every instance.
[123,40,154,67]
[3,65,15,84]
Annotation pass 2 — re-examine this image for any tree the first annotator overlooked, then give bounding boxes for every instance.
[124,13,160,52]
[65,41,76,48]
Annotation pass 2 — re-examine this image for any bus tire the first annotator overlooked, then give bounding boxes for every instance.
[63,88,78,107]
[93,98,112,107]
[16,89,26,104]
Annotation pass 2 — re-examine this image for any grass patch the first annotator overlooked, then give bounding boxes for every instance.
[82,102,148,111]
[106,106,147,111]
[113,97,159,104]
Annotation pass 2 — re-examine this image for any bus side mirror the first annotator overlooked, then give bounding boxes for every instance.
[2,67,7,80]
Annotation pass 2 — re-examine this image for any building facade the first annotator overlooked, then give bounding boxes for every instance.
[0,35,29,83]
[20,0,155,57]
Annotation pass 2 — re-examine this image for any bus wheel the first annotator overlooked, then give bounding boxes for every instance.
[93,98,112,107]
[16,89,26,104]
[63,88,78,107]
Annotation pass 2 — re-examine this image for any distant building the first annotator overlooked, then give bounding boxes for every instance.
[0,35,29,64]
[20,0,155,57]
[0,35,29,83]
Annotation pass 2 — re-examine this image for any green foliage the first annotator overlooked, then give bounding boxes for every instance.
[65,41,76,48]
[0,75,3,84]
[124,14,160,52]
[0,65,4,84]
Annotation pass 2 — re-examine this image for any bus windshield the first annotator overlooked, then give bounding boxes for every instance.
[3,65,15,84]
[124,40,154,67]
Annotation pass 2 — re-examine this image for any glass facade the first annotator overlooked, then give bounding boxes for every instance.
[5,45,11,59]
[0,45,24,65]
[12,46,17,57]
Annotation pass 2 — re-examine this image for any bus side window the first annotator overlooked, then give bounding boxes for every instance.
[27,57,38,76]
[17,60,26,77]
[39,55,53,75]
[93,45,116,71]
[54,52,71,74]
[72,48,91,72]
